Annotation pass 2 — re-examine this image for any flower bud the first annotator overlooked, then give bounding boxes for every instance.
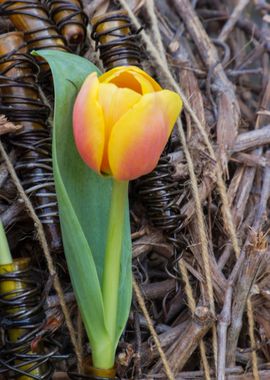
[73,66,182,180]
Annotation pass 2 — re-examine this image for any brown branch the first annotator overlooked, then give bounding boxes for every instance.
[180,125,270,223]
[150,307,215,375]
[0,199,25,227]
[172,0,240,171]
[132,229,173,259]
[232,152,268,167]
[45,292,75,309]
[219,75,270,266]
[141,279,176,300]
[253,150,270,230]
[188,220,227,305]
[132,277,175,380]
[226,232,267,366]
[217,281,233,380]
[197,9,270,53]
[218,0,250,42]
[232,125,270,153]
[140,322,188,368]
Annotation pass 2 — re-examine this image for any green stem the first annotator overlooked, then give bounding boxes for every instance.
[0,220,12,265]
[100,179,128,368]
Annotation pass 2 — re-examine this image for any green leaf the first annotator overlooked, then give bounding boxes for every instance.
[36,50,132,362]
[0,221,12,265]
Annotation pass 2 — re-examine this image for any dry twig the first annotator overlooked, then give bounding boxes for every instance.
[0,115,21,135]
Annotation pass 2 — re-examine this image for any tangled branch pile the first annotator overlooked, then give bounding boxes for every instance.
[0,0,270,379]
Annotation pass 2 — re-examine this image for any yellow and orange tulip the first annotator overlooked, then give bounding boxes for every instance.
[73,66,182,181]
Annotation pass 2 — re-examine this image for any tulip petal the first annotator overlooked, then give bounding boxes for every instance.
[108,90,182,180]
[99,66,161,94]
[98,83,141,172]
[73,72,105,173]
[108,71,155,94]
[99,83,141,131]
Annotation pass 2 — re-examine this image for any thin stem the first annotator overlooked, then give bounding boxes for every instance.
[101,179,129,368]
[0,220,12,265]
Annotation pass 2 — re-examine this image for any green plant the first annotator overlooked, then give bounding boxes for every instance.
[36,50,182,370]
[36,50,132,369]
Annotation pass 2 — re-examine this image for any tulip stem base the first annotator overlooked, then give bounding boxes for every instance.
[100,179,128,369]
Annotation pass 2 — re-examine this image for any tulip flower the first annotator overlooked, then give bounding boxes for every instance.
[71,65,182,370]
[73,66,182,181]
[73,64,182,370]
[38,48,182,373]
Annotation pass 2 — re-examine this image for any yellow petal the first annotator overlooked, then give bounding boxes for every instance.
[73,72,105,174]
[98,83,141,131]
[99,66,162,94]
[131,67,162,92]
[98,83,141,173]
[108,90,182,180]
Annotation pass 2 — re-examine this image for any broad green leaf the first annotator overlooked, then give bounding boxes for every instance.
[36,50,132,353]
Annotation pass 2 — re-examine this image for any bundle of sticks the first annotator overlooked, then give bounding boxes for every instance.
[1,1,270,379]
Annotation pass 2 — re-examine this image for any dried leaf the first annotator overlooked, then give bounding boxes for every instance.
[0,115,21,135]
